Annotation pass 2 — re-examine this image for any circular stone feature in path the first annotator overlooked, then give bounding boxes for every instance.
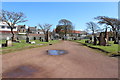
[47,50,67,55]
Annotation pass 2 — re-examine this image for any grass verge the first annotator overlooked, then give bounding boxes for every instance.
[73,39,119,56]
[1,40,60,54]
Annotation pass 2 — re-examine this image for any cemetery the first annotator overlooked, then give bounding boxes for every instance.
[1,2,119,78]
[74,37,119,57]
[1,40,59,54]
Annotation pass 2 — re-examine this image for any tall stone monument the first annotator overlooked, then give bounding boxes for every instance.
[99,32,106,46]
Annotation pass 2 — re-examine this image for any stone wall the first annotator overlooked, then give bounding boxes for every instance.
[1,33,45,40]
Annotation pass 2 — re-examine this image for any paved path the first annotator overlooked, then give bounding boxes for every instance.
[2,41,118,78]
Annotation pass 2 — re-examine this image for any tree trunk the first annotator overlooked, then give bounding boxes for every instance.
[11,28,15,41]
[92,31,94,43]
[64,26,67,40]
[113,31,118,44]
[45,31,49,42]
[105,27,108,45]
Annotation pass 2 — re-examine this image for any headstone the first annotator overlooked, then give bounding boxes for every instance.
[6,37,10,40]
[99,32,106,46]
[34,37,36,40]
[91,35,94,42]
[39,37,41,41]
[29,41,35,44]
[118,40,120,45]
[0,44,2,48]
[6,40,12,47]
[26,37,30,43]
[110,38,112,41]
[17,37,19,40]
[93,36,97,45]
[41,39,44,42]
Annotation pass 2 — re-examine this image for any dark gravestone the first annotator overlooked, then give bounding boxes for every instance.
[17,37,19,40]
[85,40,91,43]
[90,37,92,40]
[99,32,106,46]
[26,37,30,43]
[74,38,77,40]
[33,37,36,40]
[41,39,44,42]
[39,37,41,41]
[93,36,97,45]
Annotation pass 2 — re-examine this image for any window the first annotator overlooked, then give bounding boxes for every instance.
[13,27,16,29]
[1,26,5,29]
[7,26,11,29]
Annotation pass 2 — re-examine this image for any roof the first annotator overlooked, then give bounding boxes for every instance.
[71,30,81,34]
[54,29,81,34]
[17,25,25,27]
[38,29,43,32]
[28,27,36,31]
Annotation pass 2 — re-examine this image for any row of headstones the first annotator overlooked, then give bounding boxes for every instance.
[0,40,12,48]
[85,32,118,46]
[26,37,45,43]
[0,37,46,48]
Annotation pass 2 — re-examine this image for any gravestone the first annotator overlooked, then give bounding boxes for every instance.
[110,38,112,41]
[6,40,12,47]
[93,36,97,45]
[34,37,36,40]
[99,32,106,46]
[39,37,41,41]
[6,37,10,40]
[0,44,2,48]
[29,41,35,44]
[91,35,94,43]
[26,37,30,43]
[41,39,44,42]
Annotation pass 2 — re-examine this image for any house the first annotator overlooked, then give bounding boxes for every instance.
[52,29,87,40]
[0,22,18,40]
[37,29,44,34]
[28,26,37,34]
[17,25,27,35]
[26,27,47,41]
[66,30,80,40]
[0,22,17,34]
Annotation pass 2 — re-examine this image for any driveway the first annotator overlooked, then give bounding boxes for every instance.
[2,41,118,78]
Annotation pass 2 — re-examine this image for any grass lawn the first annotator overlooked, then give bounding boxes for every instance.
[1,40,60,54]
[74,39,119,55]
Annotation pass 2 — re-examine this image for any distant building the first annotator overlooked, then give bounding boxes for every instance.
[52,29,87,40]
[37,29,44,34]
[17,25,27,35]
[0,22,17,34]
[28,26,37,34]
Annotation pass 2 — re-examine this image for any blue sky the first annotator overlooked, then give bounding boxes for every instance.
[2,2,118,31]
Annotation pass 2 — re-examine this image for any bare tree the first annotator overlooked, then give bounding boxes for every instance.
[1,10,27,41]
[86,22,100,45]
[38,24,52,42]
[95,16,119,44]
[58,19,73,39]
[86,22,100,35]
